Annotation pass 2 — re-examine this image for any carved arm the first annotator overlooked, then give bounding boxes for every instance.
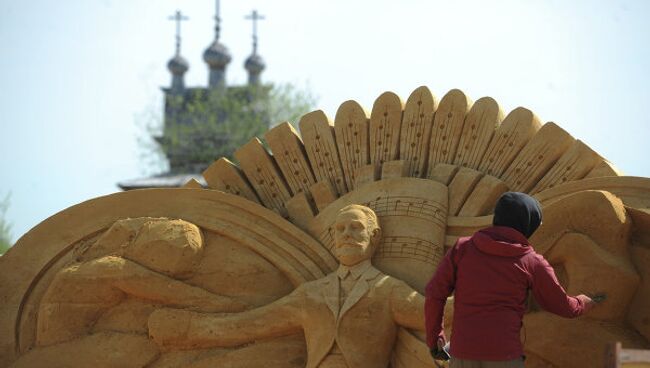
[390,279,426,331]
[75,256,247,312]
[148,286,305,349]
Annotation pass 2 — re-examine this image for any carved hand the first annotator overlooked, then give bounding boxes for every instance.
[148,308,194,348]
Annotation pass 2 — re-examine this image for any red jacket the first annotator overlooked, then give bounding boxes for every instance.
[425,226,586,360]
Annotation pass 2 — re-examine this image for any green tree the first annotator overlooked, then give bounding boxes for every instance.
[141,83,316,174]
[0,193,12,255]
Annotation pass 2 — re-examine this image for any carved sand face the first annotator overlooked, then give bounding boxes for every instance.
[333,209,378,266]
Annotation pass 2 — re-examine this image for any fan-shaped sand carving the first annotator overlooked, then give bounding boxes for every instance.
[1,86,649,368]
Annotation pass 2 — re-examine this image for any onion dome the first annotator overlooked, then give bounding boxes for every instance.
[244,53,265,74]
[167,55,189,75]
[203,41,232,69]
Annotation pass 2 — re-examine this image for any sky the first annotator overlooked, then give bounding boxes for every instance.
[1,0,649,243]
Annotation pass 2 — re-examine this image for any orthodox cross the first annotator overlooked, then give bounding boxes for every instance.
[168,10,189,55]
[245,10,265,54]
[213,0,222,41]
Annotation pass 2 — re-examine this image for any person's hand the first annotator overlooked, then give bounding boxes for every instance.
[576,294,596,313]
[429,337,449,361]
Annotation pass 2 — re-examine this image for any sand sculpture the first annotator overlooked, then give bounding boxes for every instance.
[1,86,649,368]
[149,204,428,368]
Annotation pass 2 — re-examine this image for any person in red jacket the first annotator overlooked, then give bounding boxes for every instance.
[425,192,596,367]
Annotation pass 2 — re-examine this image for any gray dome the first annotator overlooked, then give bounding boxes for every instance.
[203,41,232,68]
[167,55,189,75]
[244,53,265,74]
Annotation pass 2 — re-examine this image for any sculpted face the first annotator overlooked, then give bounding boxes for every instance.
[333,208,380,266]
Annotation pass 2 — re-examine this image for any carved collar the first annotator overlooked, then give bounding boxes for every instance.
[336,259,372,281]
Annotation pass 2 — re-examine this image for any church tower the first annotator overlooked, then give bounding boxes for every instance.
[244,10,266,86]
[203,0,231,89]
[167,10,189,94]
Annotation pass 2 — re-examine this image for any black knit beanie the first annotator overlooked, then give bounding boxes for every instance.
[493,192,543,238]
